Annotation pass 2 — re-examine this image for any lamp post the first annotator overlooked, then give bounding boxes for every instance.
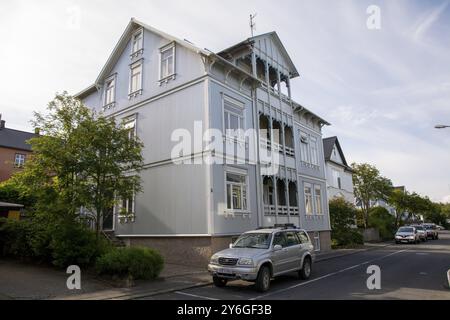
[435,125,450,129]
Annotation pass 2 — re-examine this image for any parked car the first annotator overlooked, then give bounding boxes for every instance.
[410,225,427,242]
[208,225,315,292]
[436,225,445,231]
[395,226,420,244]
[423,223,439,240]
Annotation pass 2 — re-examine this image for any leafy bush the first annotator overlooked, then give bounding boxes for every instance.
[329,198,363,247]
[331,229,364,248]
[368,207,396,240]
[96,247,164,280]
[50,222,111,268]
[0,218,34,258]
[0,217,111,268]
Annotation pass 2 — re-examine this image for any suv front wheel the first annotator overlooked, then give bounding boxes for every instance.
[255,265,271,292]
[299,257,312,280]
[213,276,227,288]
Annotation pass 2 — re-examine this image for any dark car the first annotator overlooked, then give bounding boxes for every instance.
[423,223,439,240]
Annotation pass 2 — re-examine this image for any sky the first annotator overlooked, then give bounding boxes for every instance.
[0,0,449,203]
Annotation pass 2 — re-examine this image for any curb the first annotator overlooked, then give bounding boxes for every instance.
[109,281,213,300]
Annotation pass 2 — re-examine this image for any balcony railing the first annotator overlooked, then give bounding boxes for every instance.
[289,207,299,216]
[263,205,276,216]
[263,205,299,216]
[285,146,295,157]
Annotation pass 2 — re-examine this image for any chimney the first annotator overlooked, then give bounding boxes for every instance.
[0,114,5,130]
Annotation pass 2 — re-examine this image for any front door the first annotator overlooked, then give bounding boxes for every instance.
[102,206,114,231]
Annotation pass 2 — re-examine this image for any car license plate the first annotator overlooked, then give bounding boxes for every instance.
[401,240,408,243]
[220,268,233,274]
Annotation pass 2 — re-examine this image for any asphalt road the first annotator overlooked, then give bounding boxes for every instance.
[142,231,450,300]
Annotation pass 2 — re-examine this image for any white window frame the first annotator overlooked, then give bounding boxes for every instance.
[103,74,116,110]
[159,42,176,83]
[130,28,144,58]
[332,169,341,189]
[224,167,249,214]
[304,182,313,215]
[14,153,25,167]
[123,116,137,140]
[314,184,323,215]
[129,59,143,98]
[222,95,245,143]
[313,232,321,252]
[118,192,136,223]
[300,133,310,163]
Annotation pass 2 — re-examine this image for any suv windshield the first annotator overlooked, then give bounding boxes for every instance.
[233,233,272,249]
[398,227,414,233]
[413,226,424,231]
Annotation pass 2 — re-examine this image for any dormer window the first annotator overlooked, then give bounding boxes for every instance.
[159,43,176,83]
[131,28,143,58]
[103,75,116,110]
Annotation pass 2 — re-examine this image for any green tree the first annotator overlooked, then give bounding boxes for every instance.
[12,92,144,238]
[329,198,363,247]
[388,188,410,228]
[368,206,396,240]
[352,163,393,229]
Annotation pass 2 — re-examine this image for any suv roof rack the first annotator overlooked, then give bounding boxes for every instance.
[256,224,299,230]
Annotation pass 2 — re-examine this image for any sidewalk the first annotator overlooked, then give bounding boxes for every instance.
[56,263,212,300]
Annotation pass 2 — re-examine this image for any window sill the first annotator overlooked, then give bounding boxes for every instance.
[224,210,251,219]
[158,74,176,85]
[128,89,143,99]
[102,102,116,111]
[130,49,144,59]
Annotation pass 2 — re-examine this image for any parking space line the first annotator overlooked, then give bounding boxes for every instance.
[174,291,219,300]
[250,249,408,300]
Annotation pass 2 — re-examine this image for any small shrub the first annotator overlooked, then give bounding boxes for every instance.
[96,247,164,280]
[49,222,111,268]
[331,229,364,248]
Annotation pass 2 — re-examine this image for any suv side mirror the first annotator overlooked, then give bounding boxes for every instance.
[229,243,234,249]
[273,244,282,251]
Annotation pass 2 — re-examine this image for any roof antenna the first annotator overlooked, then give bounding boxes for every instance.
[250,13,257,37]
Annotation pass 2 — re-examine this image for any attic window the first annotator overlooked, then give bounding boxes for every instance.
[129,60,143,98]
[159,43,176,83]
[131,28,143,58]
[103,74,116,110]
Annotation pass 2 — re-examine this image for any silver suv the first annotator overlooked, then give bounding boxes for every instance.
[208,226,315,292]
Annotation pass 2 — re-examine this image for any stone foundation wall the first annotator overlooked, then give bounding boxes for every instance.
[126,235,235,267]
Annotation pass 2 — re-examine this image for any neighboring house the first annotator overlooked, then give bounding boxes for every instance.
[371,186,406,218]
[0,201,24,220]
[323,136,355,204]
[76,18,331,264]
[0,115,37,182]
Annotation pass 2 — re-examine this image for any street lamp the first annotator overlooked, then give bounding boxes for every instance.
[435,125,450,129]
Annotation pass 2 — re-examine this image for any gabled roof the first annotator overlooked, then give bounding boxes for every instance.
[76,18,211,99]
[323,136,352,171]
[0,127,36,151]
[218,31,299,78]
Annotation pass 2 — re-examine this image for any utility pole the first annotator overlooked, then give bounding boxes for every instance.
[250,13,257,37]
